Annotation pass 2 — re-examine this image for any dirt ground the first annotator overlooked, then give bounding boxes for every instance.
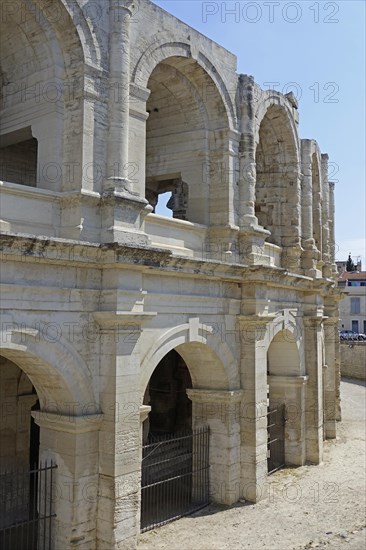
[139,378,366,550]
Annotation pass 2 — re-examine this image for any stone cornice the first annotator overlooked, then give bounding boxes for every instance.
[0,232,341,293]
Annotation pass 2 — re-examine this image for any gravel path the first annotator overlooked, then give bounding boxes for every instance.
[139,378,366,550]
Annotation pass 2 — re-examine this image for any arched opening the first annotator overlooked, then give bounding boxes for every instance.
[0,2,65,191]
[266,329,305,472]
[312,153,322,254]
[255,105,299,247]
[145,57,230,226]
[143,349,192,441]
[141,349,209,532]
[0,356,41,545]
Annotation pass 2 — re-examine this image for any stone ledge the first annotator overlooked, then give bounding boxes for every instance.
[268,375,309,388]
[187,389,244,404]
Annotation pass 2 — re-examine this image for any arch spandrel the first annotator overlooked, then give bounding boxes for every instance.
[140,322,239,398]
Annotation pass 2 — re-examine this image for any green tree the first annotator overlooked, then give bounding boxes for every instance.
[346,253,356,272]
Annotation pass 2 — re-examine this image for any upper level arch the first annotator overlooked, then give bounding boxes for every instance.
[0,0,97,193]
[253,93,301,247]
[131,39,237,131]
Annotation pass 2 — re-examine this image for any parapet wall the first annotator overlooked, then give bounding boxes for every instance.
[340,341,366,381]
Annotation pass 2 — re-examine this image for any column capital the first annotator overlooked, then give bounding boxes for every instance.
[323,316,340,326]
[187,389,244,404]
[93,311,157,329]
[238,314,276,326]
[139,405,151,423]
[32,411,103,434]
[109,0,135,18]
[303,316,325,327]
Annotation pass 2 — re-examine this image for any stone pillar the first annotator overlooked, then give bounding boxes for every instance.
[187,389,243,506]
[239,315,270,502]
[328,182,338,276]
[32,115,63,191]
[32,411,102,550]
[321,154,331,277]
[105,0,133,193]
[303,317,324,463]
[94,310,155,548]
[281,163,303,272]
[239,134,257,229]
[102,1,151,244]
[301,140,318,276]
[323,318,338,438]
[268,375,308,466]
[237,75,270,265]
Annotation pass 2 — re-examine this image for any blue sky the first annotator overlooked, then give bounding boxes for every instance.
[152,0,366,266]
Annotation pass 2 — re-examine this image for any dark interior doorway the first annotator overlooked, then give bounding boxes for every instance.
[141,350,209,531]
[145,349,192,439]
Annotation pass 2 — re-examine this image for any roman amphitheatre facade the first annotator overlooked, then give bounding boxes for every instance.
[0,0,340,548]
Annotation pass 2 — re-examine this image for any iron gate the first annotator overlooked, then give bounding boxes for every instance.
[267,405,285,474]
[141,426,210,532]
[0,460,57,550]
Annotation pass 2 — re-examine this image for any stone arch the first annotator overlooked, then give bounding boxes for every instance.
[261,311,304,372]
[59,0,103,68]
[144,53,234,225]
[0,0,93,192]
[0,324,96,412]
[140,323,239,399]
[132,40,236,130]
[265,321,307,468]
[253,94,301,248]
[267,329,301,376]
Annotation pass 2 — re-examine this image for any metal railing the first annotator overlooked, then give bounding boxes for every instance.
[0,460,57,550]
[141,427,210,532]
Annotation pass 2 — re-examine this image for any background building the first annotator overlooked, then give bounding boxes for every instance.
[337,261,366,334]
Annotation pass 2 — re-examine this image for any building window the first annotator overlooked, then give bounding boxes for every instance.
[350,297,361,314]
[351,320,359,333]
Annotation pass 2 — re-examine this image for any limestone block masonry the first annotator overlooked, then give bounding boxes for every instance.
[340,342,366,381]
[0,1,341,548]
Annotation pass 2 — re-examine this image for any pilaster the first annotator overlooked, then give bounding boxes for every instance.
[102,1,152,245]
[303,316,324,463]
[93,310,156,548]
[238,315,273,502]
[268,375,308,466]
[323,316,340,437]
[32,411,103,550]
[187,389,243,506]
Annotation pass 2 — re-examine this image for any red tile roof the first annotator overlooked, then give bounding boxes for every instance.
[338,271,366,281]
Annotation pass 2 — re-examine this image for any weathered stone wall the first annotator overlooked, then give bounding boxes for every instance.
[340,342,366,380]
[0,1,341,548]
